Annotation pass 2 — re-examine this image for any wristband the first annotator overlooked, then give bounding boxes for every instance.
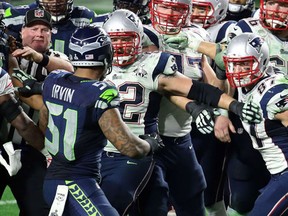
[38,53,49,67]
[217,108,229,117]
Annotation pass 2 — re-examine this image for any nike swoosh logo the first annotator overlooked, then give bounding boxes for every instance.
[280,94,288,99]
[189,145,193,150]
[127,161,138,165]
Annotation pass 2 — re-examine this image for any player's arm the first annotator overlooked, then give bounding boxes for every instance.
[39,103,49,135]
[0,93,44,151]
[157,72,262,124]
[99,108,161,158]
[9,55,44,110]
[11,47,74,72]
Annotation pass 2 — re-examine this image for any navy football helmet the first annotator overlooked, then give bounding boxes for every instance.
[37,0,73,22]
[69,25,113,74]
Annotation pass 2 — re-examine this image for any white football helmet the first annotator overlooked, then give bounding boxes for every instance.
[259,0,288,30]
[149,0,192,35]
[191,0,228,28]
[102,9,144,66]
[224,33,269,87]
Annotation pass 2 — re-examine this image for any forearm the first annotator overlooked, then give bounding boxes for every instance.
[197,41,225,60]
[99,109,151,158]
[45,56,74,72]
[11,113,44,151]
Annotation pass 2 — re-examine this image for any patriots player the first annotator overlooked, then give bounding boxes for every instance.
[3,0,98,55]
[40,25,163,216]
[134,0,237,215]
[222,1,288,214]
[223,32,288,216]
[189,0,237,215]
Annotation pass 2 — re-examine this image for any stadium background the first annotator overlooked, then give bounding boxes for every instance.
[1,0,260,215]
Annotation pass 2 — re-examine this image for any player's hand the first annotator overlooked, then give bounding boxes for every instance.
[0,142,22,176]
[196,108,220,134]
[163,31,188,50]
[12,68,43,97]
[139,133,165,155]
[229,100,262,124]
[214,115,235,143]
[186,102,220,134]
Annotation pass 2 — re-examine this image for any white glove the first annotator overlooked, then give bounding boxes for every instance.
[0,142,22,176]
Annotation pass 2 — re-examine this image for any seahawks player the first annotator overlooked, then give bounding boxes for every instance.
[40,25,163,216]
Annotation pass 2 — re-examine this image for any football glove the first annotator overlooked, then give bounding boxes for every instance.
[12,68,43,97]
[139,132,165,155]
[229,100,262,124]
[186,102,220,134]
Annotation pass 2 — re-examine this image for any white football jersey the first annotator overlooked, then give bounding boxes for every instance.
[104,51,178,152]
[238,72,288,174]
[143,25,211,136]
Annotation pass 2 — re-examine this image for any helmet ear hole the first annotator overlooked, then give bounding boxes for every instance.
[68,25,113,74]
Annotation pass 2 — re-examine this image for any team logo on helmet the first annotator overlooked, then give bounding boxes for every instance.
[249,37,264,54]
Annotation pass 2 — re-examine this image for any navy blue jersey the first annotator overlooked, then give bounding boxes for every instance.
[42,71,120,179]
[3,3,98,55]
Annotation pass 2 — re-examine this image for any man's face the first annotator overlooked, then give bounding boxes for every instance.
[40,0,67,17]
[110,34,138,66]
[151,1,189,34]
[191,3,212,26]
[266,0,288,19]
[21,23,51,53]
[262,0,288,30]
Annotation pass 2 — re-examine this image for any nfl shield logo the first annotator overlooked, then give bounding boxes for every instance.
[34,9,44,18]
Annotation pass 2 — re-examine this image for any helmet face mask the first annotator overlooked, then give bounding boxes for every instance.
[228,0,254,13]
[224,56,262,87]
[109,32,140,66]
[37,0,73,23]
[68,25,113,76]
[149,0,191,35]
[102,9,144,66]
[224,33,269,88]
[260,0,288,30]
[191,0,228,28]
